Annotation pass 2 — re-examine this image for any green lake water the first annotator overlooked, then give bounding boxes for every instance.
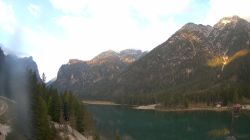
[86,105,250,140]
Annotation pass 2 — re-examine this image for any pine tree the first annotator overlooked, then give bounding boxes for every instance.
[42,72,46,83]
[33,96,52,140]
[63,92,70,121]
[76,104,84,133]
[233,91,239,104]
[28,71,52,139]
[49,92,62,122]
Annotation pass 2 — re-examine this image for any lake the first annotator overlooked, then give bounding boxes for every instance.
[86,105,250,140]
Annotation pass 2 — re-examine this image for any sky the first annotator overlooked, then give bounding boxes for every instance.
[0,0,250,81]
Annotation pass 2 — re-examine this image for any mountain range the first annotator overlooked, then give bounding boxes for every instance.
[52,16,250,104]
[51,49,147,97]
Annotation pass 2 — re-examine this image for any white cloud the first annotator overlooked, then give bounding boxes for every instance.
[42,0,187,80]
[49,0,191,19]
[55,12,181,54]
[27,4,41,17]
[131,0,190,21]
[50,0,89,14]
[22,26,69,80]
[53,0,188,52]
[0,0,16,34]
[0,0,191,81]
[204,0,250,25]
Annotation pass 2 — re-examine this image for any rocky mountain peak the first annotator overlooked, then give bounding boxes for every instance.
[89,50,119,65]
[214,15,249,29]
[179,22,213,36]
[119,49,146,63]
[68,59,84,65]
[0,48,4,60]
[95,50,118,58]
[52,49,146,95]
[0,48,42,84]
[119,49,142,55]
[0,48,5,71]
[0,47,4,55]
[89,49,146,65]
[208,16,250,56]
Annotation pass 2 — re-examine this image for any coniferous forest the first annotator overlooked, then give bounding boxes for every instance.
[5,71,97,140]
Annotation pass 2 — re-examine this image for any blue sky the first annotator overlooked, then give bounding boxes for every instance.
[0,0,250,81]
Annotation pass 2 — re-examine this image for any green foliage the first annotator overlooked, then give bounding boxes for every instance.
[115,79,250,108]
[48,91,62,122]
[76,104,84,133]
[32,96,51,140]
[7,71,95,140]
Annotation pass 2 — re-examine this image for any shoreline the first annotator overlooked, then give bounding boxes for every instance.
[155,107,230,112]
[83,100,250,112]
[82,100,120,106]
[133,104,230,112]
[135,104,250,112]
[133,104,158,110]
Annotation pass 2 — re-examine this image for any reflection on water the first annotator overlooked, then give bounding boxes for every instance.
[87,105,250,140]
[208,128,230,137]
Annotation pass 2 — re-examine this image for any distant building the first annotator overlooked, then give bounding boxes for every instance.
[215,101,223,108]
[216,104,221,108]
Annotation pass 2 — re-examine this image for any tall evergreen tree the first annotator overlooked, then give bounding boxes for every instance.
[76,104,84,133]
[42,73,46,83]
[49,92,62,122]
[32,96,51,140]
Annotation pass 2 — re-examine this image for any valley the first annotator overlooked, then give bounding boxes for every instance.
[1,14,250,140]
[52,16,250,109]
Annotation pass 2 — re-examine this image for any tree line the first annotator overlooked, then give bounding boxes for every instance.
[114,82,250,108]
[6,71,98,140]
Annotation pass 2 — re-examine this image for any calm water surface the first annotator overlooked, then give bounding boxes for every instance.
[87,105,250,140]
